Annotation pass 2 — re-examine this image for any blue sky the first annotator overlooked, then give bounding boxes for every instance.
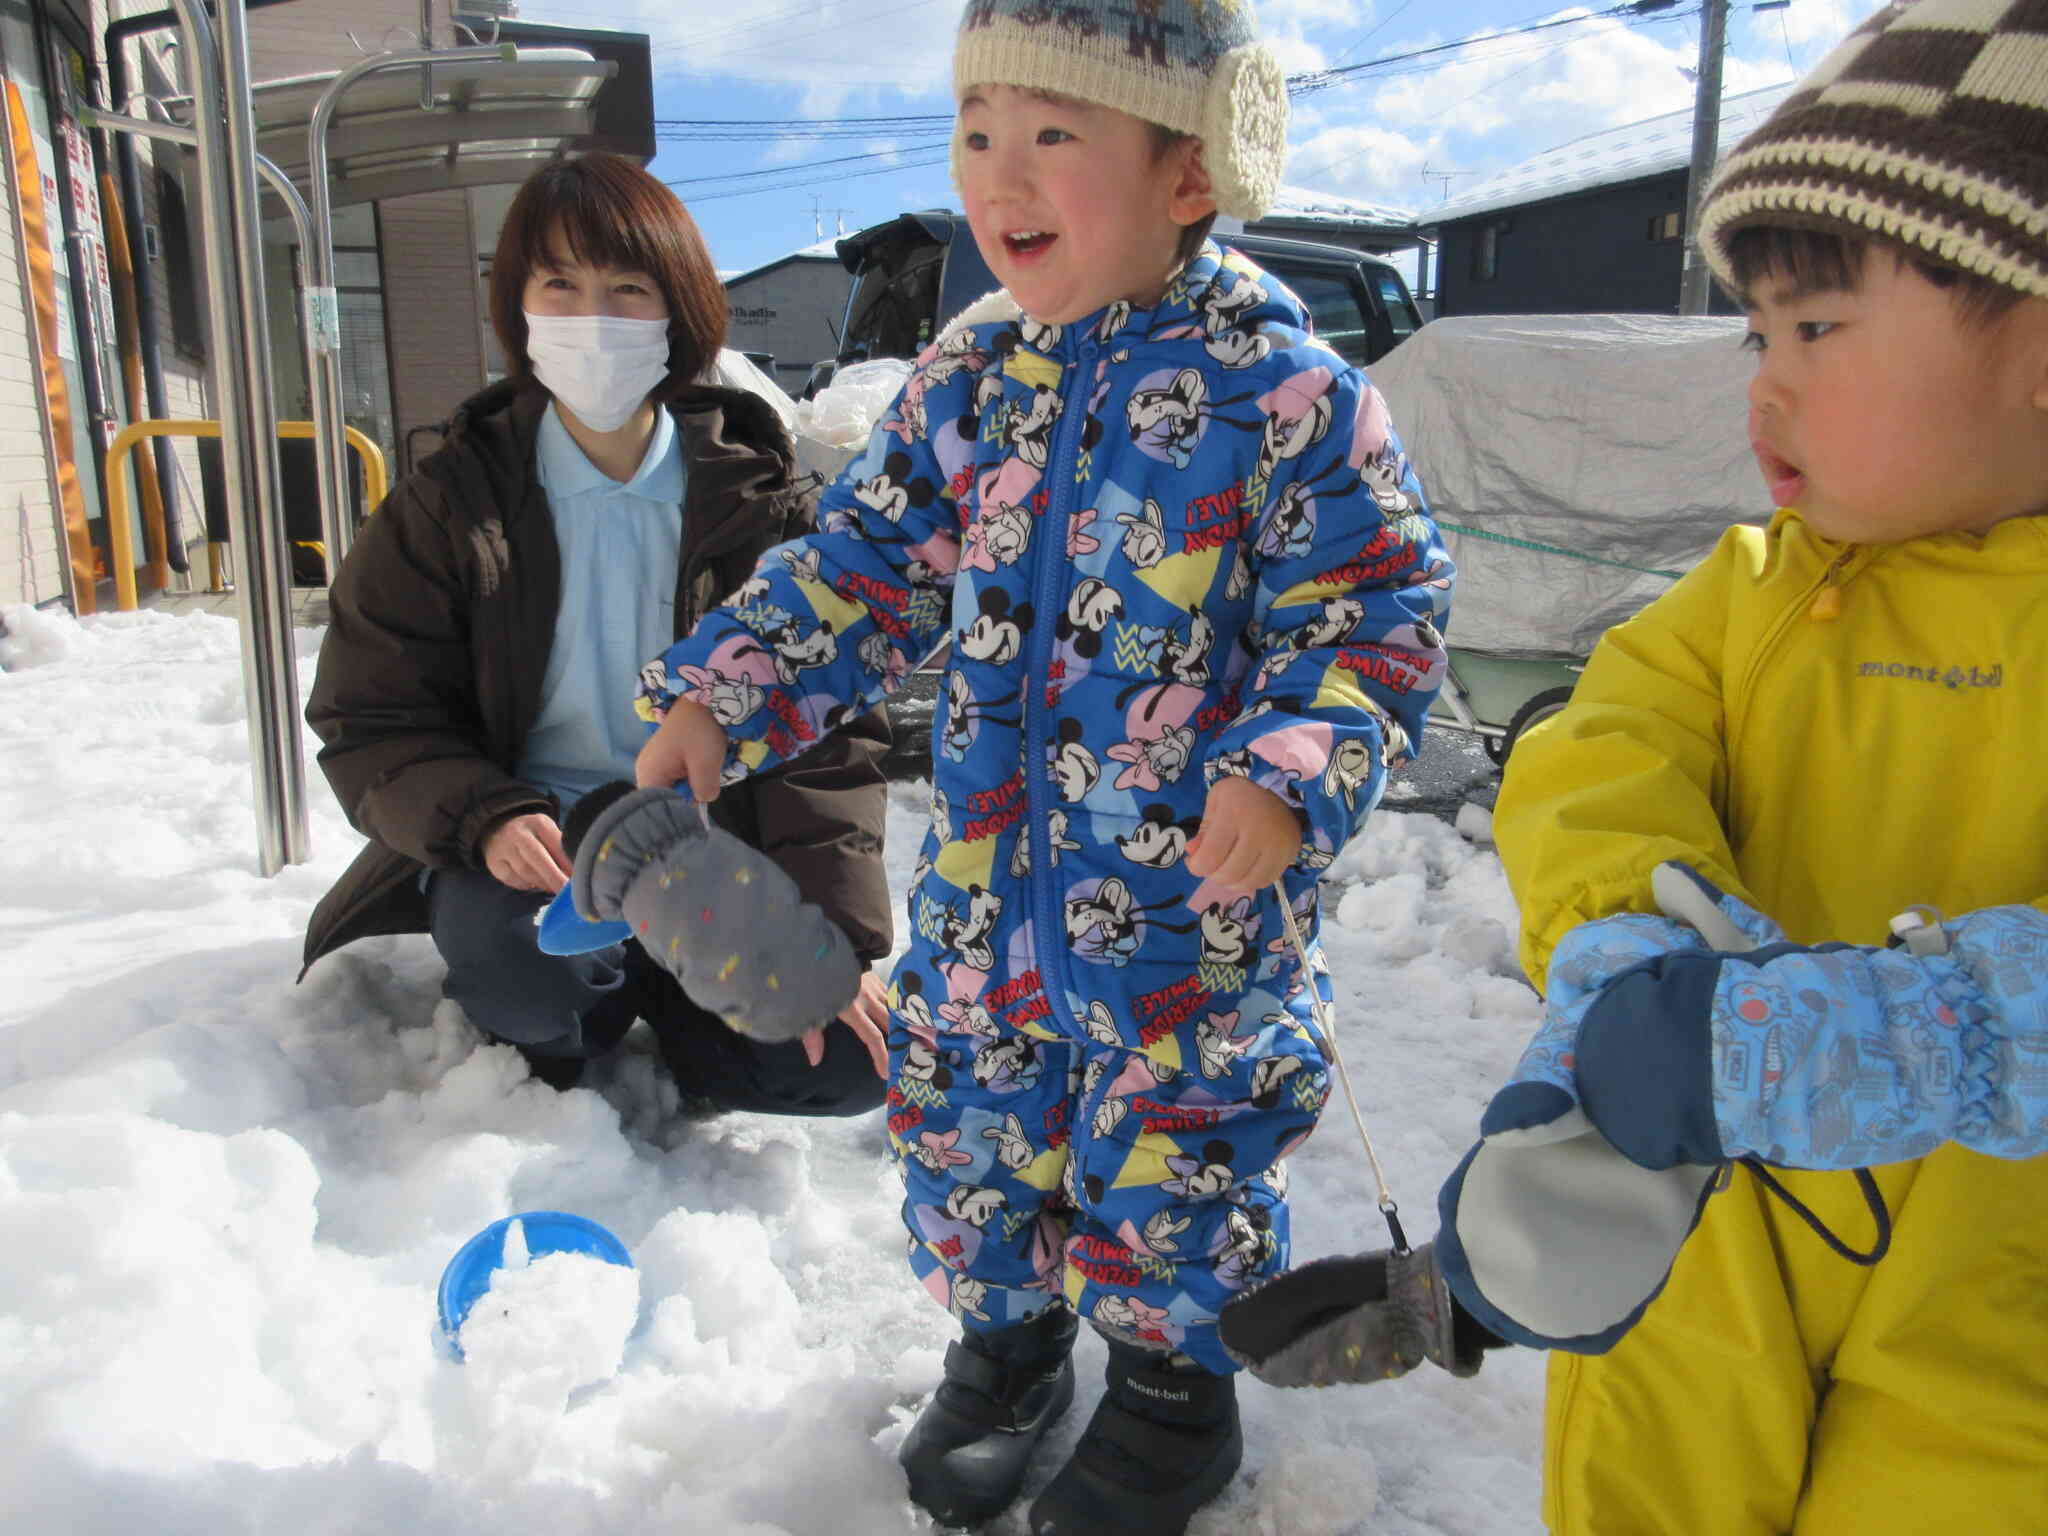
[515,0,1884,278]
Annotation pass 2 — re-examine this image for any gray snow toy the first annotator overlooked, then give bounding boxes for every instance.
[555,780,863,1043]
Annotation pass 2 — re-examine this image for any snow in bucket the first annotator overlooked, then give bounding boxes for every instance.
[438,1211,638,1371]
[433,1214,641,1485]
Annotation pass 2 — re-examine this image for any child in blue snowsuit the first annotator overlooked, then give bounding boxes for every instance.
[635,3,1453,1529]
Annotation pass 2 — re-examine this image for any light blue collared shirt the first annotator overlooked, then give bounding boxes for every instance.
[517,401,685,812]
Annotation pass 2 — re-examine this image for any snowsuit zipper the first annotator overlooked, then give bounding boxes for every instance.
[1730,546,1862,762]
[1024,330,1098,1053]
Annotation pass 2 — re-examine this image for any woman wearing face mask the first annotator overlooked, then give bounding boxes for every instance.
[300,153,893,1114]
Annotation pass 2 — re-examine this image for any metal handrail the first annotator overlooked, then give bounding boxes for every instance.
[102,418,389,612]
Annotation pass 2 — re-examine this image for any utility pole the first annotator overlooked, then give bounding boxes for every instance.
[1678,0,1729,315]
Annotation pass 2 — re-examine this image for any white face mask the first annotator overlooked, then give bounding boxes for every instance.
[522,311,672,433]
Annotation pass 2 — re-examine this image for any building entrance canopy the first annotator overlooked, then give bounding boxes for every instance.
[190,46,615,210]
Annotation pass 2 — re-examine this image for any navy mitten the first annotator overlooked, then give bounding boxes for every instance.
[1218,1241,1494,1386]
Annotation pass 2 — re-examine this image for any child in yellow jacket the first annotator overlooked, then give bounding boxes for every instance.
[1219,3,2048,1530]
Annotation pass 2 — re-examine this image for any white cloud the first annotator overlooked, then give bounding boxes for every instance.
[1285,120,1433,208]
[530,0,1880,240]
[1263,0,1370,31]
[1298,3,1868,196]
[1363,16,1695,144]
[1779,0,1885,50]
[522,0,958,100]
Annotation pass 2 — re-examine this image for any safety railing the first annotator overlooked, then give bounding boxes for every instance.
[103,418,389,612]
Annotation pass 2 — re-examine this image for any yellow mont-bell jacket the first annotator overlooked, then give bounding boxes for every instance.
[1494,508,2048,1535]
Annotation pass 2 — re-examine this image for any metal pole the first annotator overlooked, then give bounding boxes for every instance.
[101,10,191,575]
[302,41,513,573]
[169,0,308,874]
[420,0,436,110]
[1678,0,1729,316]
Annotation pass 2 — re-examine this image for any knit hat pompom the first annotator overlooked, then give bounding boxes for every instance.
[950,0,1289,222]
[1699,0,2048,302]
[1204,42,1288,223]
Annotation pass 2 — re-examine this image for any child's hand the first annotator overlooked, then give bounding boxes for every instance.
[636,698,729,801]
[1185,776,1301,895]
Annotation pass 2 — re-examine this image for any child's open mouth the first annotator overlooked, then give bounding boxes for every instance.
[1005,230,1056,258]
[1752,441,1806,509]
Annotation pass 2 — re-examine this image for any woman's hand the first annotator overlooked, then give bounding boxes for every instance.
[636,697,730,801]
[1186,777,1303,897]
[482,812,573,893]
[801,967,891,1078]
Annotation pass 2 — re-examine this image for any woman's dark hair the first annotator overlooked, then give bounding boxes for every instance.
[1722,223,2021,328]
[489,153,727,387]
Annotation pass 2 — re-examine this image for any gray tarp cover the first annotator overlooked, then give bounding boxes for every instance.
[1366,313,1767,658]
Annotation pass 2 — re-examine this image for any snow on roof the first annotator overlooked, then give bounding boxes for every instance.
[722,235,847,286]
[1263,183,1416,227]
[1427,82,1794,225]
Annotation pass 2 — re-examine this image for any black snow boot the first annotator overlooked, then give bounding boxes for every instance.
[1027,1341,1241,1536]
[900,1305,1079,1526]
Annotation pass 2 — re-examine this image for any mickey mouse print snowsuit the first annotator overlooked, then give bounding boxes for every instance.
[645,244,1454,1373]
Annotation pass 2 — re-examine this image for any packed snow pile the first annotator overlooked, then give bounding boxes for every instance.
[0,604,1544,1534]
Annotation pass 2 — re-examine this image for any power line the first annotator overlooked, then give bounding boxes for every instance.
[1327,0,1422,69]
[652,1,1699,143]
[657,1,1702,202]
[664,139,950,187]
[657,115,952,142]
[675,150,949,204]
[1289,0,1691,96]
[652,0,949,58]
[1273,8,1696,194]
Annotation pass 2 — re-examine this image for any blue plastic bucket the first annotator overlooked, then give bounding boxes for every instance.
[437,1210,634,1359]
[536,883,631,955]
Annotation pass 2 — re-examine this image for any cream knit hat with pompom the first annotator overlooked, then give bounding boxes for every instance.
[951,0,1288,222]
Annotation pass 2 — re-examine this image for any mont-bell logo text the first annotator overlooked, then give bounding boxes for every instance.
[1857,660,2003,689]
[1124,1377,1192,1404]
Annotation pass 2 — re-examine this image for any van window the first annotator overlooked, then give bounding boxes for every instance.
[842,238,944,362]
[1276,269,1372,366]
[1371,269,1421,341]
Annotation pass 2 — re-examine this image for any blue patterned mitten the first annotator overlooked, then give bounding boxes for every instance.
[1438,862,2048,1355]
[1569,864,2048,1170]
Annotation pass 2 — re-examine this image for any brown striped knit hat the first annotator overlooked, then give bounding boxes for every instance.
[951,0,1289,221]
[1700,0,2048,300]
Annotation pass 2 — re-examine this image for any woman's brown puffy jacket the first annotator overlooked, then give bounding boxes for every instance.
[301,377,892,975]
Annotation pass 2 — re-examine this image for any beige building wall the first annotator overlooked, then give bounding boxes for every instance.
[248,0,424,84]
[379,187,485,437]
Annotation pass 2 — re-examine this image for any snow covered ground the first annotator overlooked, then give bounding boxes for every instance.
[0,604,1547,1535]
